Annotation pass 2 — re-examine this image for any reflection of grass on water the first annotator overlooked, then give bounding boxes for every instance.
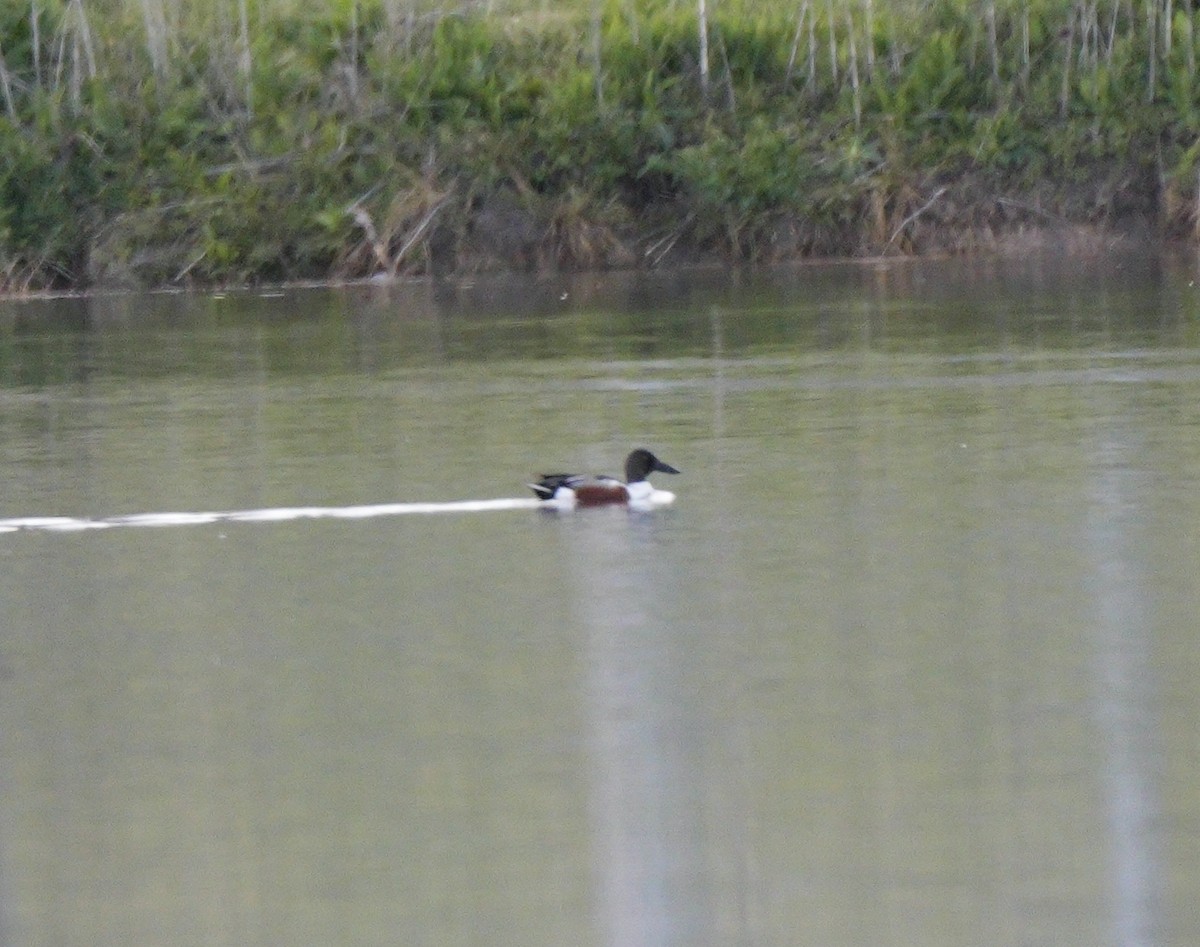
[1,0,1195,291]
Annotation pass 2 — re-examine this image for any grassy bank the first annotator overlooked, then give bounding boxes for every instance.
[1,0,1198,291]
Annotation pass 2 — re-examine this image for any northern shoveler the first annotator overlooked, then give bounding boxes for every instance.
[529,448,681,509]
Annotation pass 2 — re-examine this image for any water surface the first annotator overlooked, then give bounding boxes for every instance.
[2,254,1200,946]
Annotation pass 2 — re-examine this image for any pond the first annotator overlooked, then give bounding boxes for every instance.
[2,252,1200,947]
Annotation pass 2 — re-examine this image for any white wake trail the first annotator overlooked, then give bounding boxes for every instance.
[0,498,544,533]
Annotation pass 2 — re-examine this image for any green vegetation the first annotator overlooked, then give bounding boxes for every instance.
[1,0,1198,290]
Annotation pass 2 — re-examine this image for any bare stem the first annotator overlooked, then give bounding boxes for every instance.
[0,42,16,120]
[1021,1,1030,89]
[1106,0,1121,65]
[31,1,42,88]
[1060,3,1074,117]
[862,0,875,80]
[808,0,818,84]
[846,5,861,127]
[592,0,604,110]
[139,0,168,78]
[1145,0,1157,102]
[389,199,448,277]
[1187,0,1196,76]
[986,0,1000,87]
[826,0,839,84]
[1163,0,1173,61]
[238,0,253,118]
[786,0,809,82]
[886,186,948,249]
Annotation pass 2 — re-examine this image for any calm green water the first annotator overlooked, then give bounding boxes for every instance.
[2,254,1200,947]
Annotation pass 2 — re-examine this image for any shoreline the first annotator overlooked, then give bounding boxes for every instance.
[1,220,1179,303]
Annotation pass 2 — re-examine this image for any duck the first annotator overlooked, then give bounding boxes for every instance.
[529,448,681,509]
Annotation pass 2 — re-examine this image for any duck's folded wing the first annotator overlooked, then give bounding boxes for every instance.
[529,472,582,499]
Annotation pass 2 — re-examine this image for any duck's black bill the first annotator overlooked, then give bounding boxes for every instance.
[654,460,681,475]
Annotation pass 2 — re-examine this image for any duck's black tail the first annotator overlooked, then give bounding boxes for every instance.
[528,474,574,500]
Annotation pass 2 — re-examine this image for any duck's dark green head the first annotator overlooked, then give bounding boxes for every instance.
[625,448,680,483]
